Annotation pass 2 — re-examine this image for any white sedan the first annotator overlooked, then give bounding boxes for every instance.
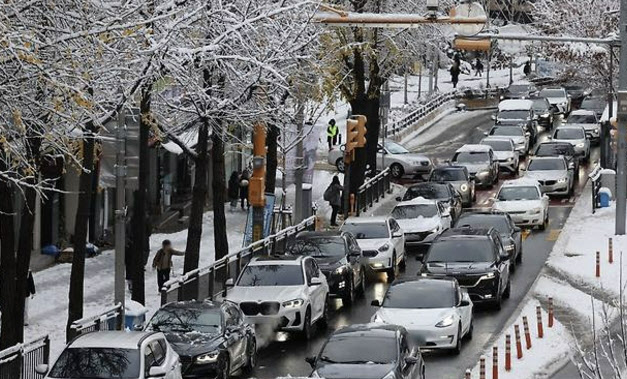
[492,179,550,230]
[390,197,451,254]
[371,278,473,354]
[341,216,405,282]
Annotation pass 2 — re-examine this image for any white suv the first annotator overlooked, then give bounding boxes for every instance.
[340,216,406,282]
[492,179,550,230]
[225,255,329,340]
[37,331,182,379]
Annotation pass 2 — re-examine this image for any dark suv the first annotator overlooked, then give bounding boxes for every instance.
[420,227,511,310]
[289,231,366,306]
[454,212,522,271]
[533,142,580,181]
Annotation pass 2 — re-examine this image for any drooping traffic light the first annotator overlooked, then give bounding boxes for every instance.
[354,115,367,147]
[249,123,266,208]
[453,37,491,52]
[345,118,359,163]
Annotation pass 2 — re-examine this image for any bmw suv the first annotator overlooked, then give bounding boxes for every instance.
[419,227,511,310]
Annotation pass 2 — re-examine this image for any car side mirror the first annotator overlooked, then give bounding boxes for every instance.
[491,115,497,121]
[148,366,167,378]
[546,136,552,140]
[533,115,539,121]
[483,131,489,136]
[500,254,510,262]
[525,132,531,137]
[459,299,471,307]
[35,364,49,375]
[543,194,549,200]
[310,277,323,286]
[305,356,317,368]
[371,299,381,307]
[514,226,521,233]
[349,250,361,257]
[405,356,419,365]
[392,231,403,238]
[225,278,234,287]
[568,162,575,169]
[396,196,402,202]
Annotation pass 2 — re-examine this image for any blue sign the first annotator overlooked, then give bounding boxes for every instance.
[242,193,276,247]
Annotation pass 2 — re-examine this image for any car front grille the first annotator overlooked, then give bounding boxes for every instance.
[362,250,378,257]
[240,301,281,316]
[453,276,481,287]
[406,232,431,242]
[538,180,557,186]
[508,211,526,215]
[421,161,430,166]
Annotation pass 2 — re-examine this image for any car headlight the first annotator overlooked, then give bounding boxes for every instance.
[531,208,542,214]
[435,314,456,328]
[430,227,440,233]
[372,313,384,323]
[558,177,568,183]
[378,243,391,252]
[576,143,585,148]
[476,170,490,178]
[460,183,469,192]
[334,266,347,275]
[505,244,515,252]
[480,272,496,280]
[282,298,305,308]
[383,372,398,379]
[196,350,220,364]
[507,157,514,162]
[541,113,550,118]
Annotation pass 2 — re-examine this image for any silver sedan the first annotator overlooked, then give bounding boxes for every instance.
[549,126,590,162]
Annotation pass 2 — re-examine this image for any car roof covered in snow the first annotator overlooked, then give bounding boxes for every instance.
[481,136,514,143]
[498,99,533,111]
[395,197,439,208]
[569,109,596,116]
[342,216,390,225]
[455,144,492,153]
[500,178,541,187]
[70,331,156,349]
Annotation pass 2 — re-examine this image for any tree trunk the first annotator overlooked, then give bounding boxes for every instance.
[212,125,228,263]
[66,127,96,342]
[265,124,278,194]
[0,156,18,353]
[348,96,380,195]
[182,121,209,300]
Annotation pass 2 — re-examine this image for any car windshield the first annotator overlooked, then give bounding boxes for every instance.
[482,140,512,151]
[382,281,456,309]
[430,169,466,181]
[341,222,389,239]
[384,141,410,154]
[567,114,596,124]
[392,204,438,219]
[453,151,490,163]
[427,239,495,263]
[237,265,304,286]
[491,127,523,137]
[289,237,346,257]
[582,98,604,110]
[499,110,529,120]
[147,306,221,334]
[508,85,531,93]
[528,159,565,171]
[402,184,449,201]
[555,128,584,139]
[532,99,549,111]
[456,215,510,234]
[535,144,574,157]
[540,89,565,98]
[497,186,540,201]
[320,334,398,364]
[49,348,140,378]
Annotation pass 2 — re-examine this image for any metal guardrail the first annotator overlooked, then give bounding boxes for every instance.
[160,216,317,305]
[355,168,392,216]
[70,303,123,337]
[0,335,49,379]
[386,88,501,137]
[589,164,602,214]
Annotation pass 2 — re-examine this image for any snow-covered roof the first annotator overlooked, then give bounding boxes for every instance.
[71,331,148,349]
[395,197,439,207]
[511,80,532,86]
[455,144,492,153]
[501,178,541,187]
[481,136,514,143]
[343,216,390,224]
[569,109,596,116]
[555,125,585,131]
[498,99,533,111]
[161,129,199,155]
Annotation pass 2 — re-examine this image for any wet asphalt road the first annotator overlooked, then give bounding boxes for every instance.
[249,109,599,379]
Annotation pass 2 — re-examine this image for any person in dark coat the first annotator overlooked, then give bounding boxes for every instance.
[239,171,250,210]
[325,176,343,227]
[228,171,240,209]
[24,270,35,325]
[450,62,461,88]
[523,61,532,76]
[474,58,484,77]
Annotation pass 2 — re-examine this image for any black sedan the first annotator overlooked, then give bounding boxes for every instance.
[455,211,522,270]
[306,324,425,379]
[530,97,555,129]
[397,182,462,222]
[145,300,256,379]
[289,231,366,306]
[420,227,511,310]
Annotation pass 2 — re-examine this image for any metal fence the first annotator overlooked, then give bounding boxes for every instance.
[70,303,124,337]
[0,335,49,379]
[355,168,391,216]
[160,216,317,305]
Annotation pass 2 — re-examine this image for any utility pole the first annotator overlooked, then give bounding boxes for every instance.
[616,0,627,234]
[404,66,409,105]
[114,109,126,328]
[250,124,267,242]
[294,105,305,223]
[428,46,434,94]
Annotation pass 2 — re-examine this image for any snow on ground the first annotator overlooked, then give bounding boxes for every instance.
[469,301,573,379]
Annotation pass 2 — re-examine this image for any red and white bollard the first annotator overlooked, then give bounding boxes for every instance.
[548,297,554,328]
[492,346,498,379]
[609,238,614,264]
[465,369,472,379]
[523,316,532,349]
[536,305,544,339]
[505,334,512,371]
[480,355,486,379]
[596,251,601,278]
[514,324,523,359]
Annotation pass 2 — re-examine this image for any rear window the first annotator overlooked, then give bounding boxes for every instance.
[453,151,490,163]
[402,184,450,201]
[430,169,467,181]
[427,239,496,263]
[456,215,510,234]
[532,99,549,111]
[567,114,596,124]
[341,222,389,239]
[555,128,584,139]
[238,265,304,286]
[535,144,574,157]
[528,159,566,171]
[540,89,565,98]
[392,204,439,219]
[49,348,141,378]
[499,110,529,120]
[482,140,512,151]
[382,281,456,309]
[491,127,523,137]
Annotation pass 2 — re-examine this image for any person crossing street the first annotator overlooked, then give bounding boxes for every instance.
[327,119,339,151]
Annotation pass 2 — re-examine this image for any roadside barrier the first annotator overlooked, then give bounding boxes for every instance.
[548,297,554,328]
[505,334,511,371]
[479,355,486,379]
[596,251,601,278]
[536,305,544,338]
[514,324,523,359]
[465,369,472,379]
[355,168,391,216]
[492,346,498,379]
[609,238,614,264]
[523,316,532,349]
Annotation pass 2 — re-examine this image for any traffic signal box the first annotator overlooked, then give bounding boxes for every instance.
[249,123,266,207]
[345,115,367,164]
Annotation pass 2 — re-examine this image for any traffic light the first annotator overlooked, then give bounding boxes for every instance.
[249,123,266,208]
[354,115,367,147]
[345,118,359,162]
[453,37,491,52]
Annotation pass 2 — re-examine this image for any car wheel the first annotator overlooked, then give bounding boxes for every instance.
[301,308,312,340]
[516,247,523,264]
[219,354,230,379]
[399,252,407,271]
[320,296,330,329]
[342,277,354,307]
[539,212,548,231]
[503,279,511,299]
[387,254,397,283]
[390,163,404,179]
[493,289,502,311]
[509,259,517,273]
[243,338,257,375]
[452,325,462,355]
[358,270,366,296]
[336,158,345,173]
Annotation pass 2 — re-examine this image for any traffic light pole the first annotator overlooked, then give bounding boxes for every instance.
[114,109,126,329]
[616,0,627,235]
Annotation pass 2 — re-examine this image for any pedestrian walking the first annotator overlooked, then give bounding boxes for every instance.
[450,62,461,88]
[475,58,484,77]
[523,60,531,77]
[327,119,339,151]
[24,270,35,326]
[152,240,185,292]
[228,171,240,209]
[323,175,343,227]
[239,171,250,210]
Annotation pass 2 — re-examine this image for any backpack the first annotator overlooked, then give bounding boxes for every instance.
[323,185,334,202]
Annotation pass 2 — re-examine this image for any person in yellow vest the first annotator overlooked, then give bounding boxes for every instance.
[327,119,338,151]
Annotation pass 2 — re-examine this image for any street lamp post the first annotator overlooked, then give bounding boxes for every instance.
[616,0,627,234]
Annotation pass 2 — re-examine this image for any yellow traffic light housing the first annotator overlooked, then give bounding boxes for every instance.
[345,119,359,163]
[354,115,367,147]
[453,37,491,52]
[249,123,266,207]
